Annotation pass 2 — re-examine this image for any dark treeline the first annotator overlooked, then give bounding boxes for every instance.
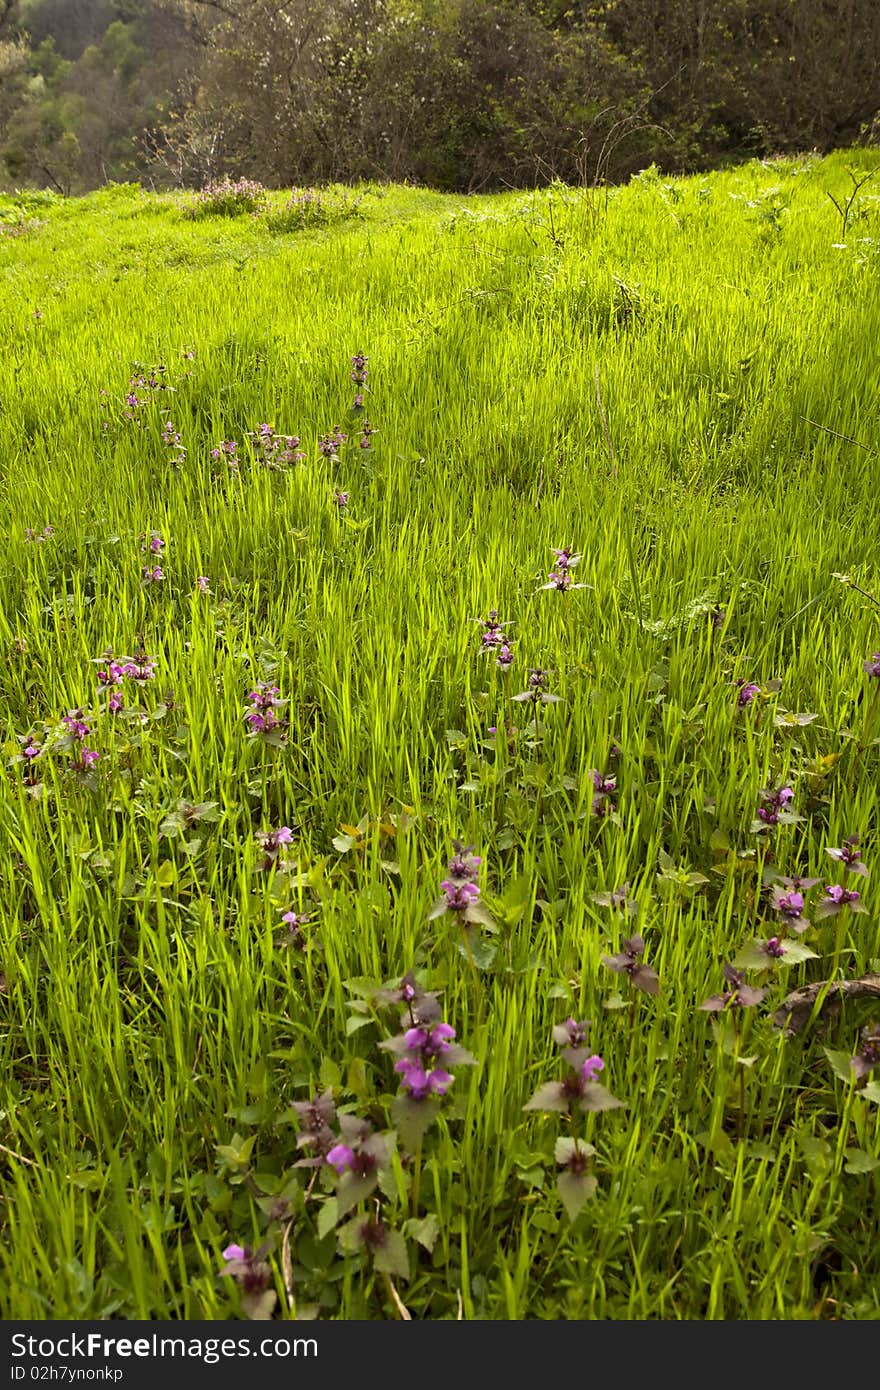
[1,0,879,194]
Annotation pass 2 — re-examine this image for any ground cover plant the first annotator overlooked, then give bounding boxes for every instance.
[1,152,880,1321]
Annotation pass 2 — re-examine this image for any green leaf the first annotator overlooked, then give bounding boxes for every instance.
[242,1290,277,1321]
[391,1093,438,1151]
[336,1217,366,1253]
[843,1148,879,1174]
[602,990,627,1011]
[523,1082,569,1114]
[373,1228,410,1281]
[319,1058,341,1091]
[733,941,775,971]
[336,1170,378,1218]
[577,1082,625,1113]
[824,1048,856,1084]
[404,1213,440,1253]
[317,1197,339,1240]
[557,1169,597,1222]
[497,873,532,926]
[457,929,496,970]
[779,940,818,964]
[155,860,175,887]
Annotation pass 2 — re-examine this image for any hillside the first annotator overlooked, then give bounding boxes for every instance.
[1,153,880,1319]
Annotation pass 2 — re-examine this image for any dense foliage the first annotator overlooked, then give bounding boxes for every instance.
[1,0,879,193]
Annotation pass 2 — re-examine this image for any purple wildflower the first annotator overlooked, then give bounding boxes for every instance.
[62,712,91,741]
[256,826,294,866]
[851,1023,880,1081]
[699,962,766,1012]
[769,885,810,933]
[524,1022,622,1115]
[815,883,864,919]
[318,426,347,460]
[359,419,376,448]
[735,679,761,708]
[446,842,482,882]
[863,652,880,679]
[601,933,660,994]
[439,879,480,912]
[826,834,868,877]
[581,1054,605,1082]
[196,575,210,593]
[552,1017,592,1050]
[381,1016,474,1102]
[756,784,795,826]
[326,1144,355,1174]
[292,1089,337,1166]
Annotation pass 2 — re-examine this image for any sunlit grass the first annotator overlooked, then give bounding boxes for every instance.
[1,150,879,1319]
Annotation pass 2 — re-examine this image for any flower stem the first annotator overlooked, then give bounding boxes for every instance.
[410,1142,422,1218]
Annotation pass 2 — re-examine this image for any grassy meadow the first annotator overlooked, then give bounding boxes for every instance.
[1,151,880,1320]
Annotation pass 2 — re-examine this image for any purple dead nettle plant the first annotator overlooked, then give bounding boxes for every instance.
[196,575,210,594]
[24,525,53,542]
[591,882,638,917]
[161,422,186,468]
[699,963,766,1138]
[524,1018,624,1222]
[379,987,476,1152]
[590,769,618,819]
[815,830,870,925]
[318,426,348,463]
[767,876,818,934]
[428,841,494,971]
[752,783,798,833]
[333,489,349,511]
[474,609,512,656]
[359,419,377,450]
[255,825,294,871]
[735,679,761,709]
[244,681,289,745]
[219,1242,276,1320]
[540,545,590,593]
[602,933,660,997]
[57,709,100,774]
[350,353,369,410]
[316,1108,412,1283]
[513,667,563,750]
[863,652,880,680]
[699,962,766,1015]
[277,907,311,950]
[247,424,304,469]
[211,439,240,472]
[292,1088,338,1171]
[94,649,157,716]
[851,1023,880,1082]
[826,833,868,877]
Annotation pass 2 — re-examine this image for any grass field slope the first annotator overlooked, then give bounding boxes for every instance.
[1,151,880,1321]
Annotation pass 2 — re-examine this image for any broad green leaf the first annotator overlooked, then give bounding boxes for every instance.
[557,1169,598,1222]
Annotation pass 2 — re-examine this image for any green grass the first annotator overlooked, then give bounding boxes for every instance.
[1,150,880,1321]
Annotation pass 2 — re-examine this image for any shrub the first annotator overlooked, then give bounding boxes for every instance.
[186,176,267,218]
[264,186,364,233]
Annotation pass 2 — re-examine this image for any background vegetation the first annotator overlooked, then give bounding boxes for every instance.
[1,0,879,194]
